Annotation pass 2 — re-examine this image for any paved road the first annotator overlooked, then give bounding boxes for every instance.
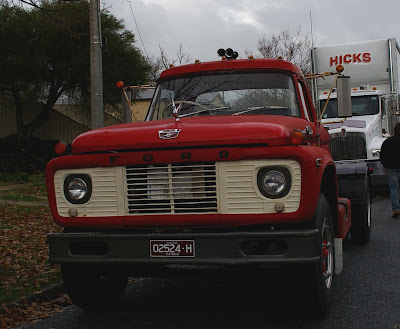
[27,197,400,329]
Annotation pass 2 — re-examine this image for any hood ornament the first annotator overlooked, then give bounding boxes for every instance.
[159,129,182,140]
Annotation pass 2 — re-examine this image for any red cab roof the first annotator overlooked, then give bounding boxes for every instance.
[159,58,304,81]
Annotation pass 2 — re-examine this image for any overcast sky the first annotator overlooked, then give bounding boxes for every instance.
[104,0,400,63]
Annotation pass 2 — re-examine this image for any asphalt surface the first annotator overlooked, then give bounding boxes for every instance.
[25,196,400,329]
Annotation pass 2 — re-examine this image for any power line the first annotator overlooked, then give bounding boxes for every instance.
[126,0,150,61]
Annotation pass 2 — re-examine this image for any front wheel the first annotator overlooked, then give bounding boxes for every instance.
[299,194,335,316]
[61,264,128,310]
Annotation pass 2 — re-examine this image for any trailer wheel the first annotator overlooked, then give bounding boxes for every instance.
[303,194,335,316]
[350,180,372,244]
[61,264,128,310]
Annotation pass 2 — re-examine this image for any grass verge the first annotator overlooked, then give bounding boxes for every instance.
[0,173,47,202]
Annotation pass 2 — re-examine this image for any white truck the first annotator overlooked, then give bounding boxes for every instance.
[311,39,400,193]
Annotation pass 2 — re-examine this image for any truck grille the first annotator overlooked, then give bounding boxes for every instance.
[329,132,367,160]
[126,163,217,214]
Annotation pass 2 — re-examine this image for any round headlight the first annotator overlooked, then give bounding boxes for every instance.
[67,178,87,200]
[63,174,92,204]
[257,167,291,199]
[262,171,286,195]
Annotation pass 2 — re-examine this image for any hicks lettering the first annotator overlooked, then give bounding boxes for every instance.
[329,52,371,67]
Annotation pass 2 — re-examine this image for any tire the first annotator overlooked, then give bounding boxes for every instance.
[300,194,335,316]
[61,264,128,310]
[350,180,372,244]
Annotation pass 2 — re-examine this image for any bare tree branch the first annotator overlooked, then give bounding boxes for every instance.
[2,0,54,11]
[257,27,312,75]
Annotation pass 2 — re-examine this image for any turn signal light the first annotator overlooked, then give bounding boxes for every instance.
[55,141,68,156]
[290,130,305,145]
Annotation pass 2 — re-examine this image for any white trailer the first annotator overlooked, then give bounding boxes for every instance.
[311,38,400,191]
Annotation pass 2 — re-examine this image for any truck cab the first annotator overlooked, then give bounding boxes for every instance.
[46,54,370,316]
[320,89,388,160]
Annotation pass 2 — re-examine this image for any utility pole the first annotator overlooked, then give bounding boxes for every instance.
[89,0,104,129]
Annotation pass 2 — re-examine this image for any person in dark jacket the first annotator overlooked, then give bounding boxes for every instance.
[380,122,400,218]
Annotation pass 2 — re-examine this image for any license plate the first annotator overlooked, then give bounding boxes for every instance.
[150,240,195,257]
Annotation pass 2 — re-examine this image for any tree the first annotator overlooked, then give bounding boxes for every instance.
[147,42,192,82]
[253,27,312,75]
[0,0,150,147]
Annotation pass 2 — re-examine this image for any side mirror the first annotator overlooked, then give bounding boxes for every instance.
[336,76,352,118]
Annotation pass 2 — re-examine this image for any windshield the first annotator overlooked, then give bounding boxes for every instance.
[320,95,379,119]
[147,72,301,121]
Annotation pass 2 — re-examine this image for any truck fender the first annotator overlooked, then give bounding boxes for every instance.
[336,161,372,244]
[370,135,386,151]
[336,161,370,204]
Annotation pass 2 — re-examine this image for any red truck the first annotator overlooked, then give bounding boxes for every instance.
[46,51,371,316]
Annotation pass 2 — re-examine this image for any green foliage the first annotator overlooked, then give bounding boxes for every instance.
[0,0,151,144]
[101,8,151,106]
[0,136,56,174]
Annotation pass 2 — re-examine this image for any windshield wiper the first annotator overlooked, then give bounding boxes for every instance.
[178,106,231,118]
[233,106,287,116]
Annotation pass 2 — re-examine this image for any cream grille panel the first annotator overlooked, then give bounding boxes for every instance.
[126,163,218,214]
[54,167,125,217]
[54,160,301,218]
[217,160,301,214]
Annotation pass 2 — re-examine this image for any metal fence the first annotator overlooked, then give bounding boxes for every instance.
[0,102,122,143]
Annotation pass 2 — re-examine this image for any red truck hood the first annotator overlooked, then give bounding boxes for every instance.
[71,116,308,154]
